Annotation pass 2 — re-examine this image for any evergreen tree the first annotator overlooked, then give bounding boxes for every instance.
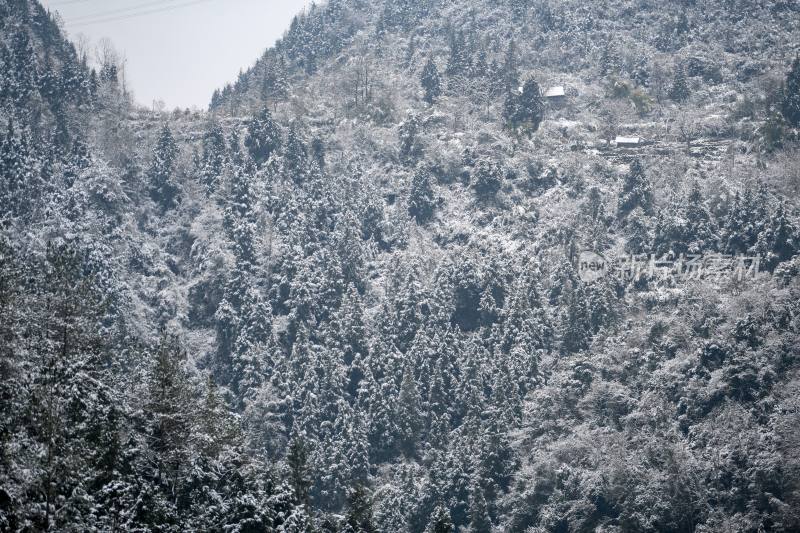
[467,479,491,533]
[198,122,227,195]
[244,106,281,165]
[561,281,592,354]
[421,57,442,104]
[427,504,454,533]
[503,77,544,134]
[669,65,690,102]
[345,484,377,533]
[396,363,423,457]
[501,40,520,93]
[144,332,194,514]
[285,122,308,176]
[399,112,422,164]
[684,181,717,252]
[624,207,652,253]
[287,434,313,510]
[781,56,800,126]
[471,159,503,199]
[148,124,180,210]
[0,122,42,219]
[653,183,717,256]
[758,202,797,270]
[617,158,654,218]
[408,167,436,223]
[446,30,470,78]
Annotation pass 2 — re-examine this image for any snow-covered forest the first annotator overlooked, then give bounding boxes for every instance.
[2,0,800,531]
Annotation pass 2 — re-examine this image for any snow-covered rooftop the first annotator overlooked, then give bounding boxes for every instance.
[615,136,641,145]
[544,86,566,98]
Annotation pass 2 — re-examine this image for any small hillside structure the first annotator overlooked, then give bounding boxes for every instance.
[544,86,566,98]
[615,136,640,147]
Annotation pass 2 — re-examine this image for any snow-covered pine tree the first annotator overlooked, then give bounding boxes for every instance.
[244,106,281,165]
[781,56,800,126]
[617,158,654,219]
[148,124,180,210]
[408,166,436,223]
[421,57,442,104]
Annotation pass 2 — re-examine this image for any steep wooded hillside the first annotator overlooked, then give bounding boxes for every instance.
[2,0,800,531]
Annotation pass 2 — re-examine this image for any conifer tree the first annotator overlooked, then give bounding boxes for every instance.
[397,363,423,457]
[287,434,313,510]
[503,77,544,134]
[501,40,520,93]
[408,167,436,223]
[669,65,690,102]
[617,158,654,219]
[345,484,377,533]
[625,207,652,254]
[684,181,717,252]
[421,57,442,104]
[427,504,454,533]
[781,56,800,126]
[399,112,422,164]
[144,332,194,512]
[467,479,491,533]
[758,202,797,270]
[285,122,308,177]
[446,30,470,78]
[223,161,258,265]
[561,281,592,354]
[244,106,281,165]
[198,123,226,194]
[148,124,180,210]
[471,159,503,199]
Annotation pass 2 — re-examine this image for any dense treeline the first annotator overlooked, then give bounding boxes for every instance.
[2,0,800,531]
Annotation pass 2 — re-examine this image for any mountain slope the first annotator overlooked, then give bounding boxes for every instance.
[2,0,800,531]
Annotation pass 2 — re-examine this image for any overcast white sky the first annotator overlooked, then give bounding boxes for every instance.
[41,0,310,109]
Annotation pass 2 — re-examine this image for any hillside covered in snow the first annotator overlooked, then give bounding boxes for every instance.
[2,0,800,531]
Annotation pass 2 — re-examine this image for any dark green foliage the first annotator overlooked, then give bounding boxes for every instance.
[468,480,491,532]
[148,124,180,210]
[421,57,442,104]
[428,504,454,533]
[198,122,227,194]
[244,106,281,164]
[501,40,520,93]
[782,56,800,126]
[471,159,503,199]
[285,122,308,176]
[653,182,717,255]
[503,77,544,134]
[399,112,422,164]
[287,435,312,507]
[617,159,654,218]
[0,121,39,219]
[669,65,690,102]
[397,363,423,456]
[446,29,470,78]
[345,484,377,533]
[408,167,436,223]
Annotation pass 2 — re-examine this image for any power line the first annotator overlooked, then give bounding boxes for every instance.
[69,0,217,27]
[68,0,193,23]
[48,0,94,5]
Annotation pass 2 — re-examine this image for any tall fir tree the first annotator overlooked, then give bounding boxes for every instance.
[781,56,800,126]
[148,124,180,210]
[408,167,436,223]
[421,57,442,104]
[244,106,282,165]
[617,158,654,219]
